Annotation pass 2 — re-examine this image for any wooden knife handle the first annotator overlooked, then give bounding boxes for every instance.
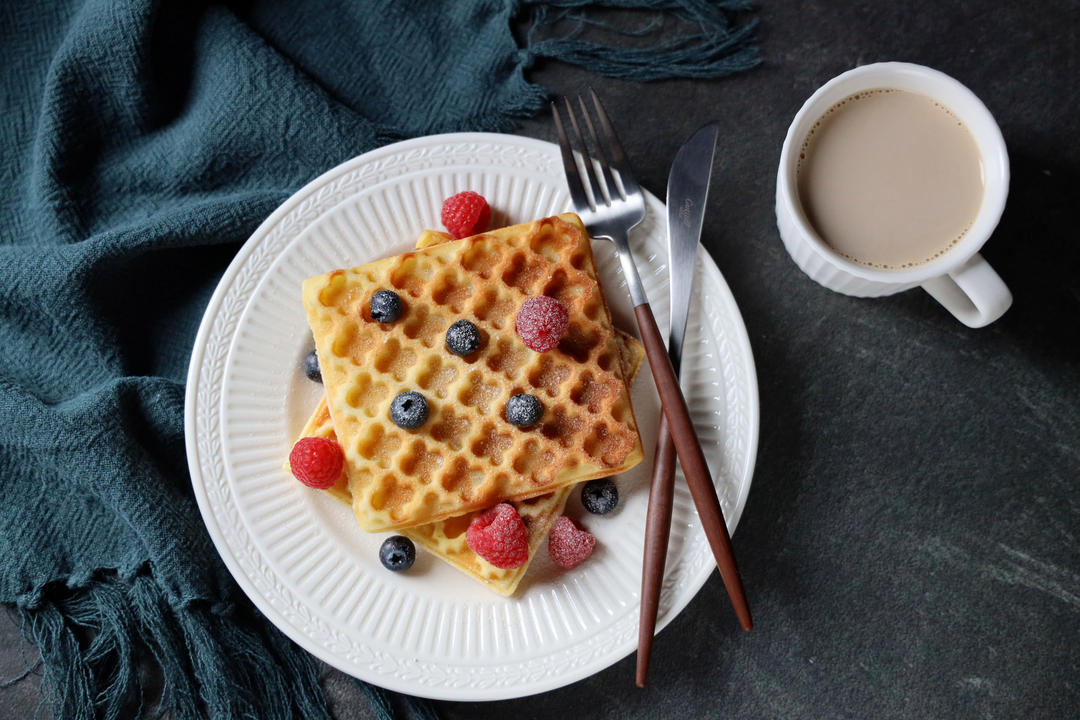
[636,412,677,687]
[633,303,753,631]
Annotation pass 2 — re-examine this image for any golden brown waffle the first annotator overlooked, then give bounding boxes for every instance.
[301,214,643,532]
[294,331,645,595]
[290,226,645,595]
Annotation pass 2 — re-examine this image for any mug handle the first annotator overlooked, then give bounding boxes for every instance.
[920,253,1012,328]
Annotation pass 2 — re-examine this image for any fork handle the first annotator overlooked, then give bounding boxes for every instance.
[633,303,753,632]
[636,411,677,687]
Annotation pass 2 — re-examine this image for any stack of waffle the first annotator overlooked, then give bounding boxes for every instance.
[293,214,644,595]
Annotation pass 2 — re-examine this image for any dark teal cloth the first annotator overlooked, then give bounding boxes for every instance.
[0,1,758,717]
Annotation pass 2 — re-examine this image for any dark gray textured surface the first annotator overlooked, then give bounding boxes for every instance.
[4,1,1077,718]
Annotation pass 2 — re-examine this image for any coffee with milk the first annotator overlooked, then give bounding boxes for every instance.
[796,88,984,270]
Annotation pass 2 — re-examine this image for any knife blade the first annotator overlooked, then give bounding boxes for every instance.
[637,123,744,687]
[665,123,719,370]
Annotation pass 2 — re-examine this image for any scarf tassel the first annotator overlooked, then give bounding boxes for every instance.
[13,573,331,720]
[10,572,441,719]
[522,0,762,81]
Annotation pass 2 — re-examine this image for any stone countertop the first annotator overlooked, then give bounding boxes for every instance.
[3,1,1076,718]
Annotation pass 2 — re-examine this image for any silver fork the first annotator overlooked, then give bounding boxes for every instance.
[552,91,752,636]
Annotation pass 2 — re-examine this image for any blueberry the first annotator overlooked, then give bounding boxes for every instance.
[390,390,429,429]
[303,349,322,383]
[505,393,543,427]
[379,536,416,571]
[445,319,481,356]
[581,478,618,515]
[369,289,403,323]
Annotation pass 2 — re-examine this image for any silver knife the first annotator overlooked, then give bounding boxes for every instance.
[666,123,719,370]
[637,122,723,687]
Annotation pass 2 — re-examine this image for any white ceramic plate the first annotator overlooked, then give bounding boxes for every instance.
[184,133,758,701]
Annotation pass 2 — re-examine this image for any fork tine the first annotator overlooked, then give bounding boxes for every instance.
[587,88,642,199]
[562,96,606,209]
[551,99,593,212]
[576,95,621,204]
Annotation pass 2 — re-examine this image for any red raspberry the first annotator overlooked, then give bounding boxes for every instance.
[441,191,491,239]
[466,503,529,569]
[548,516,595,570]
[289,437,344,489]
[516,296,569,352]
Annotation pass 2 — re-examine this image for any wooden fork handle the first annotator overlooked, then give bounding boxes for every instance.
[633,303,753,631]
[636,411,677,687]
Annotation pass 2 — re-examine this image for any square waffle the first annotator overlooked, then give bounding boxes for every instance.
[294,325,644,595]
[301,214,643,532]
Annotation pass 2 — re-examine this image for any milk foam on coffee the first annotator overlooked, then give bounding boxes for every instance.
[796,88,985,269]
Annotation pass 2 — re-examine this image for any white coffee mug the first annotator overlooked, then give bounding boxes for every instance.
[775,62,1012,328]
